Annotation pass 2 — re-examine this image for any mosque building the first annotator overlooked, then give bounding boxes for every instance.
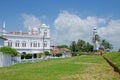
[0,22,50,58]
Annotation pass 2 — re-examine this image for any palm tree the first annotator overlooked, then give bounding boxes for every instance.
[70,41,77,52]
[92,34,100,43]
[92,34,100,51]
[101,39,113,51]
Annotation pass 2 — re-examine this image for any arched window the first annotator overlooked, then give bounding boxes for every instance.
[8,40,12,47]
[22,41,26,47]
[33,41,37,47]
[15,40,19,47]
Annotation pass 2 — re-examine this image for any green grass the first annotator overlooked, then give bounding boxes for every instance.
[103,52,120,67]
[0,55,119,80]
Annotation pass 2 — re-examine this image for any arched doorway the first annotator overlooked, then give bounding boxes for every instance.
[33,54,37,58]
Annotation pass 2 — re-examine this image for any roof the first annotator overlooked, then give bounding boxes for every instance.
[0,36,8,40]
[50,47,71,54]
[6,32,40,36]
[7,32,28,35]
[50,47,60,54]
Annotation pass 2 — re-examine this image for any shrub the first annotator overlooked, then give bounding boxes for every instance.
[21,54,32,59]
[0,46,17,56]
[38,53,42,58]
[25,54,32,59]
[44,51,50,56]
[71,52,81,56]
[55,53,62,57]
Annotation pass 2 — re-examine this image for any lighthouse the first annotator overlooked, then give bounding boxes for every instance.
[92,27,100,51]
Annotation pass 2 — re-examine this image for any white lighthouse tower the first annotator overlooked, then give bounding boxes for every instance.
[92,27,100,51]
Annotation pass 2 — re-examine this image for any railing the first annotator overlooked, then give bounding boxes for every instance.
[12,56,71,64]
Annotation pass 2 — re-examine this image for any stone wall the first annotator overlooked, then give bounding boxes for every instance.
[0,52,12,67]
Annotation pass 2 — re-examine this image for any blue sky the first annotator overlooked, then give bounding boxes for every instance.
[0,0,120,31]
[0,0,120,50]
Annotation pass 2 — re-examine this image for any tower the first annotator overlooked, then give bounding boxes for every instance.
[92,27,100,51]
[2,21,6,33]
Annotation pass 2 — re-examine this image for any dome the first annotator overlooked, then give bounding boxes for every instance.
[32,27,38,31]
[41,24,49,28]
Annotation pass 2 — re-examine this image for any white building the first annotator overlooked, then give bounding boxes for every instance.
[0,22,50,58]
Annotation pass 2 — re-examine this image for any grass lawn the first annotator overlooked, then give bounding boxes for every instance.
[0,55,119,80]
[103,52,120,68]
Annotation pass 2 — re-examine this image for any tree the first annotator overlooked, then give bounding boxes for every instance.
[56,45,68,48]
[77,40,86,52]
[92,34,100,44]
[85,42,93,52]
[118,49,120,52]
[70,41,77,52]
[77,40,93,52]
[101,39,113,51]
[0,46,17,56]
[70,40,93,52]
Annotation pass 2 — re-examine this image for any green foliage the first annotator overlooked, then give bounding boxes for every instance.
[85,42,93,52]
[25,54,32,59]
[56,45,68,48]
[55,53,62,57]
[101,39,113,51]
[77,40,86,52]
[92,33,113,51]
[70,41,77,52]
[44,51,50,56]
[118,49,120,52]
[71,52,81,56]
[0,46,17,56]
[21,54,32,59]
[92,34,100,42]
[70,39,93,52]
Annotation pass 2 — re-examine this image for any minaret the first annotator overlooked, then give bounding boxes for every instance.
[2,21,6,33]
[28,27,31,35]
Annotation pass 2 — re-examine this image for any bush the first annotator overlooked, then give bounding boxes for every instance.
[0,46,17,56]
[76,52,81,55]
[25,54,32,59]
[55,53,62,57]
[71,52,81,56]
[21,54,32,59]
[44,51,50,56]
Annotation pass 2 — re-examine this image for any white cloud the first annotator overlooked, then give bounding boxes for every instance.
[99,20,120,50]
[52,11,120,51]
[22,14,41,30]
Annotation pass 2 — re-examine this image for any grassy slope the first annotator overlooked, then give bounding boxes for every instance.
[103,52,120,67]
[0,55,119,80]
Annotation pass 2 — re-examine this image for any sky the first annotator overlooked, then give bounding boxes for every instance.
[0,0,120,51]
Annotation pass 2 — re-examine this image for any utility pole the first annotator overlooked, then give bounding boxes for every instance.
[42,33,45,59]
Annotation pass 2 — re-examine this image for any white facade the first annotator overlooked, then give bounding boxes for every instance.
[0,23,50,57]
